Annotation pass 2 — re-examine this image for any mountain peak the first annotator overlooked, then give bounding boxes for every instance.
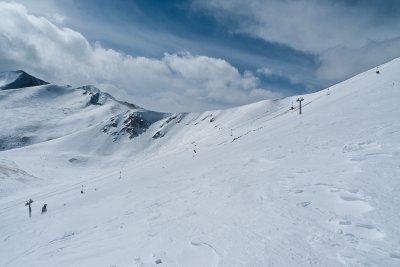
[0,70,49,90]
[78,85,142,109]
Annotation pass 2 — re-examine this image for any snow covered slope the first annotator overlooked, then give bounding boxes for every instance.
[0,58,400,266]
[0,83,165,151]
[0,70,49,90]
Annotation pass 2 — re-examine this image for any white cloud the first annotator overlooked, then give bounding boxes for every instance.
[256,67,313,89]
[11,0,68,25]
[0,2,281,112]
[256,67,274,77]
[317,37,400,82]
[195,0,400,84]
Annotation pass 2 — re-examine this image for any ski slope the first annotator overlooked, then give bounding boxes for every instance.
[0,58,400,266]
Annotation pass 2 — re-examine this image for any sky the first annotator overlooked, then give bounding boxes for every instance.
[1,0,399,112]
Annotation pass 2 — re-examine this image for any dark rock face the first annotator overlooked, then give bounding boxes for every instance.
[123,113,150,139]
[0,71,49,90]
[89,92,101,105]
[102,110,167,141]
[102,117,120,134]
[78,85,108,106]
[79,85,142,109]
[102,112,151,140]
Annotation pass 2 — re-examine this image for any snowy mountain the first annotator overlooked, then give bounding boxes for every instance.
[0,59,400,266]
[0,82,165,151]
[0,70,49,90]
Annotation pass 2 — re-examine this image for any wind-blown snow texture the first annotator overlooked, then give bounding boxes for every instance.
[0,59,400,266]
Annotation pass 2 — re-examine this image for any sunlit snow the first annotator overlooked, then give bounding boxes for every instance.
[0,59,400,266]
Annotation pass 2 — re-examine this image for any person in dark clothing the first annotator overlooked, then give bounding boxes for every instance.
[41,204,47,214]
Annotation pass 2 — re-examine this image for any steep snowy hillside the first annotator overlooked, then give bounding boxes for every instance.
[0,58,399,267]
[0,70,49,90]
[0,82,165,151]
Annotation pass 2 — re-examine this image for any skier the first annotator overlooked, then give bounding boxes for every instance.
[41,204,47,214]
[193,144,197,158]
[25,199,33,217]
[81,185,84,194]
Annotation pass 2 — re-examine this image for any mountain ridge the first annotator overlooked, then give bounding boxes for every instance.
[0,57,395,152]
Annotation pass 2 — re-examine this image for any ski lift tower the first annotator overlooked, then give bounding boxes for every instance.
[296,97,304,114]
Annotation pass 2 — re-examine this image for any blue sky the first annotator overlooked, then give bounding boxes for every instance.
[51,0,317,94]
[1,0,400,112]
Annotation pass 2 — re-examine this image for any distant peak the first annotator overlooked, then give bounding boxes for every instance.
[79,85,103,94]
[0,70,49,90]
[77,85,142,110]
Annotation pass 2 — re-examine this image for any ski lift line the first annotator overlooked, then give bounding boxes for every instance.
[233,98,310,133]
[192,108,282,144]
[190,104,297,146]
[231,108,296,143]
[169,98,297,148]
[0,182,87,213]
[201,94,323,144]
[1,175,106,213]
[0,168,125,214]
[211,93,325,145]
[161,92,324,153]
[230,92,323,130]
[4,130,180,211]
[231,103,301,142]
[186,104,280,140]
[0,93,326,213]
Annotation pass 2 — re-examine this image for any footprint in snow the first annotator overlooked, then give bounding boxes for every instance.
[132,258,144,267]
[342,141,392,161]
[339,220,352,226]
[288,188,304,194]
[339,193,364,202]
[186,241,219,267]
[389,253,400,260]
[296,201,311,207]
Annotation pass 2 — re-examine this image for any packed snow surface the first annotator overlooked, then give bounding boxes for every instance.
[0,58,400,266]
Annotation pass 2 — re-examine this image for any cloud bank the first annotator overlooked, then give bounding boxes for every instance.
[0,2,280,112]
[195,0,400,83]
